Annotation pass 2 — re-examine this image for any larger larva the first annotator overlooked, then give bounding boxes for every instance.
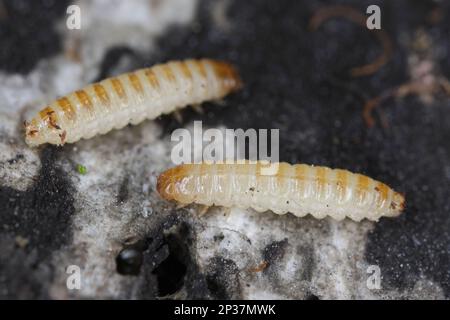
[157,161,405,222]
[24,59,242,146]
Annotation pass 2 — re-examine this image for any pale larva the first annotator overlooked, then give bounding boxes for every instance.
[24,59,242,147]
[157,161,405,222]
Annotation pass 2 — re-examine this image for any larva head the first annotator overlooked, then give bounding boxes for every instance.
[24,119,44,147]
[210,60,243,93]
[24,117,65,147]
[157,169,176,201]
[389,192,406,216]
[156,165,195,204]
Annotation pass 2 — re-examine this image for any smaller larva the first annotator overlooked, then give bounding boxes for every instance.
[157,161,406,222]
[24,59,242,147]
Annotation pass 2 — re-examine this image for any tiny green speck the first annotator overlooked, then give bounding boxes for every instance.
[77,164,87,175]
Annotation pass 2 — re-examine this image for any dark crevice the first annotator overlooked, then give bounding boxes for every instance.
[151,224,190,297]
[152,240,187,296]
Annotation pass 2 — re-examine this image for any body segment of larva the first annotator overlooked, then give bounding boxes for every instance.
[24,59,242,146]
[157,162,405,222]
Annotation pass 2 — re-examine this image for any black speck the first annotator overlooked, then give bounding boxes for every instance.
[213,233,225,242]
[116,239,149,276]
[6,153,24,164]
[262,238,289,268]
[116,247,143,276]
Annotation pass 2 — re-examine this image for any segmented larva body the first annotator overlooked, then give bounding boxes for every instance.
[157,161,405,222]
[25,59,242,146]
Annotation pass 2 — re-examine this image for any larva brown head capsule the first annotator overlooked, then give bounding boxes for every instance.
[24,119,44,147]
[156,170,175,201]
[209,60,243,93]
[157,166,183,202]
[25,114,65,147]
[389,192,406,215]
[157,164,196,205]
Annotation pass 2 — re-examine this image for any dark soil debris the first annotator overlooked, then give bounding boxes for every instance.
[0,146,75,298]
